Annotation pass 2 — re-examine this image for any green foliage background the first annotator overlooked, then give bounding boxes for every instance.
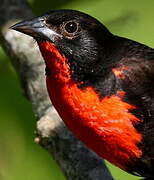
[1,0,154,179]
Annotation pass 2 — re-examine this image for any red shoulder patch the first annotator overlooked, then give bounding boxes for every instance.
[112,66,129,79]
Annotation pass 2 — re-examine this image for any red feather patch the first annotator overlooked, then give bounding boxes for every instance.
[112,66,129,79]
[39,41,142,170]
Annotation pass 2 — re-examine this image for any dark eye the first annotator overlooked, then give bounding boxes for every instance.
[64,21,78,33]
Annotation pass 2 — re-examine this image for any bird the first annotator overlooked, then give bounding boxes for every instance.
[11,9,154,179]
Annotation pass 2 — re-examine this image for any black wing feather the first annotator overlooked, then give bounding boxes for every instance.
[113,39,154,178]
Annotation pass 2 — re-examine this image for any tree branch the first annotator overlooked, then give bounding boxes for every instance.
[0,1,114,180]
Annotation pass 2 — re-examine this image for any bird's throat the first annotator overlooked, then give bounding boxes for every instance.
[38,41,71,84]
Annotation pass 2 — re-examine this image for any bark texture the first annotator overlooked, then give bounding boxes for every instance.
[0,1,114,180]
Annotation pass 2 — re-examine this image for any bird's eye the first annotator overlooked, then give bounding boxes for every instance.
[64,21,78,34]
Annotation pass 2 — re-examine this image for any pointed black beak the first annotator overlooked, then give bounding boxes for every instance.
[10,17,62,42]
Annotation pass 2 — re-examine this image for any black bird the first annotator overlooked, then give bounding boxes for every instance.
[11,10,154,180]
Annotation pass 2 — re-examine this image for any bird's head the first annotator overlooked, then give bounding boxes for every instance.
[11,10,115,85]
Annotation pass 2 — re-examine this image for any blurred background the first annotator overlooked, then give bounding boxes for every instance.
[1,0,154,179]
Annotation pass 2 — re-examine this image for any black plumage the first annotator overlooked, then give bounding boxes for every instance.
[11,9,154,179]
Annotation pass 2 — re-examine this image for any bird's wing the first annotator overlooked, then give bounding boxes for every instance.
[112,56,154,176]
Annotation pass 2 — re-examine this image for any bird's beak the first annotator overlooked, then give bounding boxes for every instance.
[10,17,62,42]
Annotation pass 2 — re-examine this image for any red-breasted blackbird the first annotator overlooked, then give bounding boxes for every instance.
[11,10,154,179]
